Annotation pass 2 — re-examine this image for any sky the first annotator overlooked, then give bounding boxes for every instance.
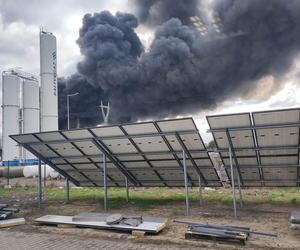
[1,0,300,143]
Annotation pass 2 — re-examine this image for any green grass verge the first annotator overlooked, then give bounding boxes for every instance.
[1,187,299,210]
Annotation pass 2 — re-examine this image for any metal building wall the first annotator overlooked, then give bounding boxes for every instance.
[40,31,58,132]
[2,73,21,162]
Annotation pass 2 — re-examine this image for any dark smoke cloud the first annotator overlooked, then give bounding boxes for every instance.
[131,0,200,26]
[59,0,300,128]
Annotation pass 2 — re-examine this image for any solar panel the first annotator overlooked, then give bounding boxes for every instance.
[207,108,300,187]
[252,108,300,186]
[11,118,221,187]
[207,113,259,186]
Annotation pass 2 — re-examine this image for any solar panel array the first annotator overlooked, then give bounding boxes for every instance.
[11,118,221,187]
[207,108,300,187]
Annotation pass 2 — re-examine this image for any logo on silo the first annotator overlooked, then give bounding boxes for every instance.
[52,51,57,96]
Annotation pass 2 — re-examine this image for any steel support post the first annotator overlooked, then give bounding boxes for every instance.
[103,154,108,211]
[125,176,129,202]
[44,163,46,188]
[229,147,237,218]
[237,174,243,208]
[7,161,10,186]
[183,149,190,216]
[66,178,70,203]
[38,159,43,209]
[198,175,203,206]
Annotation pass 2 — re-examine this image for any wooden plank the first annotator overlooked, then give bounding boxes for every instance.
[185,230,246,245]
[0,218,25,228]
[131,230,145,237]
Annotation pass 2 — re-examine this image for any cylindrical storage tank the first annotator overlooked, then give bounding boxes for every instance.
[40,31,58,132]
[2,73,21,163]
[23,79,40,161]
[23,165,52,178]
[0,166,24,178]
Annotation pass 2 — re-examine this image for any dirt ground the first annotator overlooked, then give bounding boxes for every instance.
[1,178,300,249]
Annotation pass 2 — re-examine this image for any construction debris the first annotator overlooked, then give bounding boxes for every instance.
[0,204,24,228]
[174,220,277,245]
[106,214,143,227]
[290,211,300,230]
[0,204,20,220]
[0,218,26,228]
[35,213,168,234]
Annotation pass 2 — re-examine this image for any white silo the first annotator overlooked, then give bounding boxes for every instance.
[22,78,40,161]
[2,70,40,166]
[39,30,58,132]
[2,72,21,164]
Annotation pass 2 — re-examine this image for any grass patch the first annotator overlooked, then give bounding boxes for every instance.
[0,187,36,198]
[1,186,300,209]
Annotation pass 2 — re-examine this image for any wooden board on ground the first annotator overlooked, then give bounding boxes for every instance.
[0,218,25,228]
[185,230,247,245]
[35,214,168,234]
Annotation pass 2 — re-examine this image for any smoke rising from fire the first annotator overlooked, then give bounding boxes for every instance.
[59,0,300,128]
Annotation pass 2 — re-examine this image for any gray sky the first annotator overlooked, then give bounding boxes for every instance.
[1,0,300,142]
[0,0,132,76]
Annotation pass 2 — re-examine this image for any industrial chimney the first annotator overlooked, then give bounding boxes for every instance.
[39,30,58,132]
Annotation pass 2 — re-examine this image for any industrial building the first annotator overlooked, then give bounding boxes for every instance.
[1,30,58,167]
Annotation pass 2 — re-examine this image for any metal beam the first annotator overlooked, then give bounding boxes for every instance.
[88,129,140,186]
[31,134,97,186]
[119,125,168,186]
[38,159,42,209]
[225,164,300,169]
[51,165,215,171]
[66,179,70,203]
[198,175,203,206]
[14,129,199,147]
[21,143,80,186]
[103,154,108,211]
[58,131,119,186]
[208,122,300,132]
[229,147,237,218]
[251,127,264,186]
[182,150,190,216]
[25,145,300,162]
[175,133,208,186]
[125,177,129,202]
[44,143,98,186]
[226,129,244,186]
[47,150,210,161]
[153,122,195,186]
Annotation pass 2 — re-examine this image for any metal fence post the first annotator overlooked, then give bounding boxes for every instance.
[229,147,237,218]
[125,176,129,202]
[183,149,190,216]
[237,174,243,208]
[198,175,203,206]
[38,159,42,209]
[103,154,107,211]
[66,178,70,203]
[7,161,10,186]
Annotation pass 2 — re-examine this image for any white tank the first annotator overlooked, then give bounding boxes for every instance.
[2,72,21,162]
[23,165,60,178]
[40,30,58,132]
[22,79,40,160]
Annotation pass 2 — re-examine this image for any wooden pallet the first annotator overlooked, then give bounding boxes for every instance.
[185,230,247,245]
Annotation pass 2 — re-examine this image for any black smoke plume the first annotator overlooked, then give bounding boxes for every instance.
[131,0,200,26]
[59,0,300,129]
